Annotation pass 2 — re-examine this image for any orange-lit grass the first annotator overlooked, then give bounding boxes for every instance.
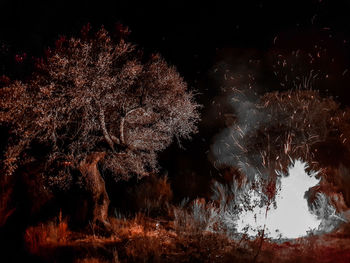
[23,211,350,263]
[24,210,70,254]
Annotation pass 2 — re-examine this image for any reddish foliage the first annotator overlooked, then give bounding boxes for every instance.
[0,75,10,87]
[14,52,27,63]
[80,23,91,40]
[263,178,277,202]
[54,36,67,51]
[0,174,15,227]
[114,22,130,39]
[0,26,200,220]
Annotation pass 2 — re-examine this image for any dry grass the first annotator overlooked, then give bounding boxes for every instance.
[134,175,173,216]
[75,251,120,263]
[22,208,350,263]
[24,210,70,254]
[109,213,177,262]
[75,258,107,263]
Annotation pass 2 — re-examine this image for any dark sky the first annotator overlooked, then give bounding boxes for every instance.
[1,0,350,199]
[1,0,350,90]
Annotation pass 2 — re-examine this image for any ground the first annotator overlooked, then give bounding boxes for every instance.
[24,213,350,263]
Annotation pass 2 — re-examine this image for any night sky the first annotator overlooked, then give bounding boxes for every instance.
[1,1,350,89]
[1,0,350,200]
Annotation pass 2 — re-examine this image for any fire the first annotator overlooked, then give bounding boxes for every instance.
[236,159,322,239]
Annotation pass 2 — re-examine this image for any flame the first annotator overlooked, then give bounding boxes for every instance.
[236,159,322,239]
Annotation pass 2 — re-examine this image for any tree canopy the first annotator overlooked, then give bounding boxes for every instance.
[0,27,200,184]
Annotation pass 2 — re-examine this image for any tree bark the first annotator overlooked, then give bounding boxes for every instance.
[78,152,111,233]
[98,107,115,151]
[120,107,145,145]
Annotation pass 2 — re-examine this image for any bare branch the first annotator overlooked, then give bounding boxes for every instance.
[98,106,115,152]
[120,107,145,145]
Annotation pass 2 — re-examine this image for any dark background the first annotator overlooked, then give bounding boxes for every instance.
[1,0,350,200]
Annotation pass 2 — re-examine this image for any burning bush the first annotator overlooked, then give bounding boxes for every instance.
[209,87,350,240]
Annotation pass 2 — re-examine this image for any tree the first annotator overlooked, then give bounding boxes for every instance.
[0,26,200,229]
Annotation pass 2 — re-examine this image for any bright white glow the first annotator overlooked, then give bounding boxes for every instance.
[236,160,321,239]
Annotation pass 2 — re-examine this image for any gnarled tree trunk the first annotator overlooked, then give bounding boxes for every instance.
[78,152,111,233]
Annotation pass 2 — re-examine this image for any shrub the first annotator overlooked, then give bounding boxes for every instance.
[24,211,70,254]
[133,175,173,216]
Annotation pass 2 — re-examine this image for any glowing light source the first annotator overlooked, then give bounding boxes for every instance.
[236,160,321,239]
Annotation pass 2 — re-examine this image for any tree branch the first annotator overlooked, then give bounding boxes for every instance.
[120,107,145,145]
[98,107,115,152]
